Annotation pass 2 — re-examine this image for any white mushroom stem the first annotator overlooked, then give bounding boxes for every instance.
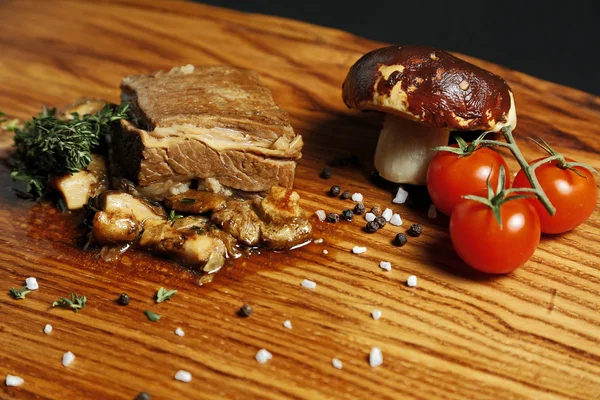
[374,114,450,185]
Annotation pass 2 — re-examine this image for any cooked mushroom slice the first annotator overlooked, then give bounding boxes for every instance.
[164,190,228,214]
[98,191,167,222]
[342,45,517,185]
[92,211,141,244]
[58,98,109,120]
[212,200,262,246]
[50,154,109,210]
[139,218,227,268]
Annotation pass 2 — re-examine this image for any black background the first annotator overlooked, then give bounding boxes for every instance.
[196,0,600,95]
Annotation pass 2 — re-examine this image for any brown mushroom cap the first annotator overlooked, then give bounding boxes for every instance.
[342,45,515,131]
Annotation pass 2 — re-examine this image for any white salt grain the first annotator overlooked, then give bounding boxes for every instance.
[62,351,75,367]
[390,213,403,226]
[25,277,38,290]
[428,204,437,219]
[322,250,329,255]
[314,238,324,244]
[369,347,383,367]
[372,310,382,320]
[175,370,192,382]
[175,327,185,337]
[379,261,392,271]
[301,279,317,290]
[382,208,393,222]
[365,212,376,222]
[407,275,418,287]
[283,320,292,329]
[44,324,52,334]
[351,193,363,202]
[315,210,326,222]
[5,375,24,387]
[332,358,343,369]
[352,246,367,254]
[392,187,409,204]
[255,349,273,364]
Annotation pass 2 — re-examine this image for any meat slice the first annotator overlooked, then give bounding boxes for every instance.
[211,187,312,249]
[112,65,303,199]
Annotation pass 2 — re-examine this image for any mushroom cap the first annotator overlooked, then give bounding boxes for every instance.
[342,45,516,132]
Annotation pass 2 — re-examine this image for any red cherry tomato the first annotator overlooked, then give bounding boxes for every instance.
[427,146,511,216]
[450,194,541,274]
[513,158,598,234]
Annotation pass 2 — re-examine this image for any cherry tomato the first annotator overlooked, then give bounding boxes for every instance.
[450,194,541,274]
[513,158,598,234]
[427,146,511,216]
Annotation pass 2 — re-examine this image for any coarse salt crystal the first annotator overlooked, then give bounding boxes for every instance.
[25,277,38,290]
[372,309,382,320]
[175,370,192,382]
[332,358,343,369]
[351,193,363,202]
[407,275,418,287]
[283,320,292,329]
[369,347,383,367]
[62,351,75,367]
[390,213,402,226]
[428,204,437,219]
[322,250,329,255]
[382,208,393,221]
[315,210,326,222]
[175,327,185,337]
[44,324,52,334]
[313,238,324,244]
[365,213,376,222]
[255,349,272,364]
[392,187,409,204]
[301,279,317,290]
[5,375,24,387]
[352,246,367,254]
[379,261,391,271]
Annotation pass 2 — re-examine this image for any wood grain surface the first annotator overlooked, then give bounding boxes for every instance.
[1,1,599,399]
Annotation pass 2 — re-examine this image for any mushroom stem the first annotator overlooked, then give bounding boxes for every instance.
[374,114,450,185]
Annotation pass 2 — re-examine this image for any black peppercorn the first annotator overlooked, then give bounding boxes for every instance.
[117,293,130,306]
[365,221,379,233]
[327,213,340,223]
[328,185,341,197]
[353,203,366,215]
[238,304,253,317]
[135,393,151,400]
[340,190,351,200]
[341,209,354,221]
[375,216,387,228]
[393,233,408,247]
[320,168,332,179]
[408,223,423,237]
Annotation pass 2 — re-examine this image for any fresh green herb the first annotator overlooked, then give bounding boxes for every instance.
[144,310,161,322]
[11,103,129,197]
[156,287,177,303]
[10,286,31,299]
[192,226,204,234]
[179,198,196,204]
[52,293,87,313]
[0,111,6,123]
[168,210,184,223]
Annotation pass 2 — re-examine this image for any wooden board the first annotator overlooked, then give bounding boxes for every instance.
[1,1,599,399]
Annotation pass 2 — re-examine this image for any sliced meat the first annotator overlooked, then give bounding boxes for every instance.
[50,154,109,210]
[211,187,312,249]
[112,65,303,197]
[164,190,228,214]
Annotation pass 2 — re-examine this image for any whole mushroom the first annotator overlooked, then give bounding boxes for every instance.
[342,45,517,185]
